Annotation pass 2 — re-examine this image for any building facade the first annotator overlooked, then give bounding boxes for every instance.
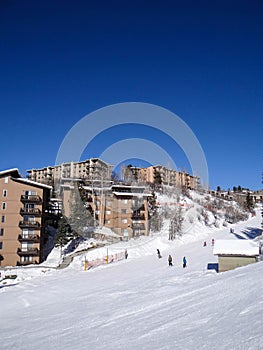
[61,183,151,239]
[0,169,53,267]
[27,158,112,186]
[134,165,199,190]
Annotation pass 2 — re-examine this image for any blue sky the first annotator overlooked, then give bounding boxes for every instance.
[0,0,262,190]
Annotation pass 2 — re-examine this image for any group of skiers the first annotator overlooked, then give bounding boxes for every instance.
[157,249,187,268]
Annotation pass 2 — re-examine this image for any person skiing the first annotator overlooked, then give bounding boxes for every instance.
[183,256,187,268]
[125,249,128,259]
[203,241,207,247]
[157,249,162,258]
[211,238,215,246]
[168,254,173,266]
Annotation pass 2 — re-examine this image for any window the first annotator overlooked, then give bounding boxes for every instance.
[4,177,8,184]
[122,199,128,204]
[0,228,3,236]
[105,219,110,224]
[0,242,2,250]
[2,203,6,210]
[121,209,127,214]
[1,216,5,223]
[105,210,111,215]
[3,190,7,197]
[121,218,128,224]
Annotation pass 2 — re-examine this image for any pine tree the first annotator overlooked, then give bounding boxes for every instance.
[69,190,94,238]
[245,192,254,212]
[168,207,184,240]
[54,216,71,248]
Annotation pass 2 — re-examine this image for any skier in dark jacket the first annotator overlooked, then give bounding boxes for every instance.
[157,249,162,258]
[183,256,187,268]
[168,254,173,266]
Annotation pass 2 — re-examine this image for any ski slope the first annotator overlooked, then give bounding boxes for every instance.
[0,211,263,350]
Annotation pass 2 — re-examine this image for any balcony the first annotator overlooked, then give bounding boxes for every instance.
[20,208,41,216]
[17,248,39,256]
[18,234,40,243]
[131,212,145,220]
[19,221,41,229]
[21,195,42,204]
[132,223,145,230]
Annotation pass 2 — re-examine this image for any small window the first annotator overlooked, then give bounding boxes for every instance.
[122,199,128,204]
[2,203,6,210]
[0,242,2,250]
[3,190,7,197]
[105,219,110,224]
[105,210,111,215]
[122,218,128,224]
[121,209,127,214]
[0,228,4,236]
[4,177,8,184]
[1,216,5,223]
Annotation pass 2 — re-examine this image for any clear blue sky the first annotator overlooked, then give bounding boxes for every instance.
[1,0,262,190]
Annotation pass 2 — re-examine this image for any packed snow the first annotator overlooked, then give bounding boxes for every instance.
[1,197,263,350]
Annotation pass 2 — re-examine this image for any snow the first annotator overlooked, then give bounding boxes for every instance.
[0,168,20,176]
[1,205,263,349]
[13,177,53,189]
[213,239,259,256]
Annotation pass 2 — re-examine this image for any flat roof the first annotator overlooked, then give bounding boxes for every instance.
[213,239,259,256]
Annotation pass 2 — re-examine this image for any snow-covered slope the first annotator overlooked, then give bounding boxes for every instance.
[0,209,262,350]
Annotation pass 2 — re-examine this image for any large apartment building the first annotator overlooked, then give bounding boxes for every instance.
[27,158,112,186]
[0,169,53,267]
[61,183,151,239]
[132,165,199,190]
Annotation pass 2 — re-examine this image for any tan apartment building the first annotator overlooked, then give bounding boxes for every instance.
[27,158,112,186]
[136,165,199,190]
[0,169,53,267]
[60,183,151,239]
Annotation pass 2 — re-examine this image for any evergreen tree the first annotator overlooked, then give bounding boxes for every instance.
[168,207,184,240]
[69,190,94,238]
[245,192,254,212]
[55,216,71,248]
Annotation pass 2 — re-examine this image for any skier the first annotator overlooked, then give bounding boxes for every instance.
[125,249,128,259]
[183,256,187,268]
[211,238,215,246]
[168,254,173,266]
[157,249,162,258]
[203,241,207,247]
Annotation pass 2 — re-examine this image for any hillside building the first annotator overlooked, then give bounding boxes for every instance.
[0,169,55,267]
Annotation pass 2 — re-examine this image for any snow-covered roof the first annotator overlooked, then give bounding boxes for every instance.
[12,177,53,190]
[0,168,21,177]
[213,240,259,256]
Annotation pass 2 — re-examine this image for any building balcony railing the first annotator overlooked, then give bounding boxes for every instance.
[20,208,41,216]
[20,195,42,204]
[131,213,145,220]
[18,234,40,243]
[132,223,145,230]
[17,248,39,256]
[19,221,41,229]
